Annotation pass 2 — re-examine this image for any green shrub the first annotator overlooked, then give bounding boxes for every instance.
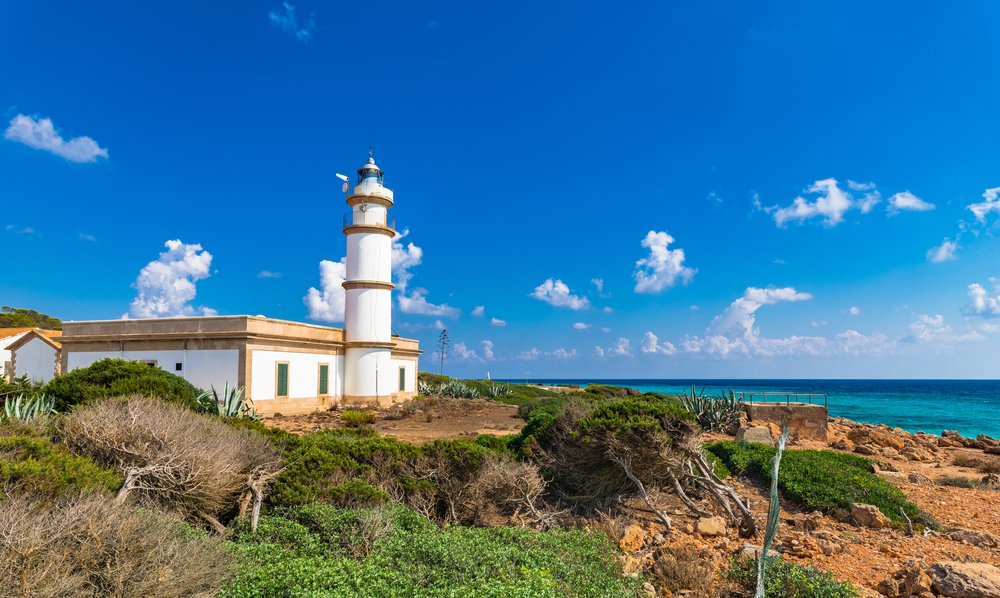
[0,432,120,497]
[707,441,932,526]
[729,556,857,597]
[223,503,639,598]
[43,358,203,412]
[342,409,377,428]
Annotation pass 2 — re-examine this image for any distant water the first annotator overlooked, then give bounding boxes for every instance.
[505,379,1000,439]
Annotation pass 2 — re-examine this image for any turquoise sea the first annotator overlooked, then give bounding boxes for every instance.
[511,379,1000,439]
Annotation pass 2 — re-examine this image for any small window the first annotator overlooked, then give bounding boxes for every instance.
[398,366,406,392]
[175,362,183,371]
[143,360,157,367]
[276,363,289,397]
[318,364,329,395]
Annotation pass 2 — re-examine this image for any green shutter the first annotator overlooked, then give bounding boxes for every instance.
[319,364,329,395]
[398,367,406,391]
[276,363,289,397]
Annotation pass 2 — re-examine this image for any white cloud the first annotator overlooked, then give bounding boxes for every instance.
[600,327,611,333]
[772,179,856,227]
[481,340,495,360]
[833,329,895,355]
[257,270,283,279]
[4,114,108,163]
[5,224,35,235]
[887,191,934,215]
[811,319,827,328]
[641,331,677,355]
[849,180,882,214]
[530,278,590,310]
[681,287,821,358]
[128,240,214,319]
[906,314,982,343]
[392,230,458,317]
[572,322,591,330]
[490,317,506,327]
[927,238,958,263]
[79,232,96,242]
[848,306,861,316]
[596,337,632,358]
[398,288,460,317]
[268,2,314,42]
[591,278,604,293]
[602,306,613,313]
[633,230,696,293]
[708,287,813,339]
[552,348,578,360]
[773,258,787,265]
[304,258,346,322]
[517,348,541,361]
[472,305,485,317]
[964,279,1000,319]
[968,187,1000,224]
[452,342,481,362]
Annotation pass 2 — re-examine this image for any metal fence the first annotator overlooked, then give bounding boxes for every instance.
[736,391,829,408]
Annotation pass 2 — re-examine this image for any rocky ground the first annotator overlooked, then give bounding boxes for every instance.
[266,402,1000,597]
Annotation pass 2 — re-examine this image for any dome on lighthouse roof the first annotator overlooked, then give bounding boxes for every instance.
[357,149,383,178]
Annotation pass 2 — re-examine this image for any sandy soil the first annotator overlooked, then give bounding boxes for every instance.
[265,397,524,443]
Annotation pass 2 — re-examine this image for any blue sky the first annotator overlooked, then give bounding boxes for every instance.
[3,1,1000,378]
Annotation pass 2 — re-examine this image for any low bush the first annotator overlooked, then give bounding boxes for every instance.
[43,358,203,412]
[651,544,714,595]
[0,430,120,498]
[270,429,547,526]
[342,409,377,427]
[707,441,932,527]
[63,396,282,530]
[223,503,639,597]
[952,453,1000,474]
[728,556,857,597]
[0,493,233,597]
[939,475,990,489]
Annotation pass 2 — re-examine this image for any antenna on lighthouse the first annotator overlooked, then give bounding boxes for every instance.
[336,173,350,194]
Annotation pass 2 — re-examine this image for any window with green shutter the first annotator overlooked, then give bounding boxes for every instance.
[276,363,289,397]
[318,364,329,395]
[398,366,406,391]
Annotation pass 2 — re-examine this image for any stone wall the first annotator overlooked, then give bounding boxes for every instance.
[744,403,828,441]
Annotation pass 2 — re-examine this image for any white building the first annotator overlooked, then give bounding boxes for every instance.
[7,329,62,384]
[59,152,420,415]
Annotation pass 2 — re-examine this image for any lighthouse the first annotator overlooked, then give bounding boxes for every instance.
[342,150,397,406]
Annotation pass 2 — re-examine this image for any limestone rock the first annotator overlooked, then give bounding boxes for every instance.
[619,524,647,553]
[739,543,780,560]
[849,426,906,451]
[929,561,1000,598]
[908,472,933,485]
[695,516,727,537]
[736,426,774,446]
[947,529,1000,549]
[851,503,891,529]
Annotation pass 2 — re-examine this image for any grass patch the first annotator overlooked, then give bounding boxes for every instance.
[728,556,857,597]
[341,409,377,428]
[222,503,639,598]
[707,441,933,527]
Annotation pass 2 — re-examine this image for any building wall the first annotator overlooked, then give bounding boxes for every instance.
[0,332,29,378]
[12,338,58,383]
[390,356,418,395]
[66,349,240,392]
[249,349,342,415]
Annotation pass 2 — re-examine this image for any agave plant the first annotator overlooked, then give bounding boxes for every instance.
[2,393,56,421]
[679,386,744,432]
[197,383,259,420]
[417,381,435,396]
[486,383,511,399]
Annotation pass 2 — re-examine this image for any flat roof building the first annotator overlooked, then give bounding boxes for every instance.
[59,315,420,415]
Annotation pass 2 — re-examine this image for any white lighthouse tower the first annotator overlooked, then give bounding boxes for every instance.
[342,150,396,406]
